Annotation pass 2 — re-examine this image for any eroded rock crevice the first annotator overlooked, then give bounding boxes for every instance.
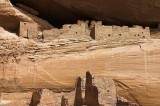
[85,72,99,106]
[74,77,83,106]
[30,89,42,106]
[61,96,69,106]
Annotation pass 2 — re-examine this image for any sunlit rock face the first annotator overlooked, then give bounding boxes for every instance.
[11,0,160,27]
[0,0,53,32]
[1,0,160,106]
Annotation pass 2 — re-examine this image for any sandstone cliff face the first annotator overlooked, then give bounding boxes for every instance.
[11,0,160,27]
[11,72,118,106]
[0,0,53,32]
[0,0,160,106]
[0,35,159,106]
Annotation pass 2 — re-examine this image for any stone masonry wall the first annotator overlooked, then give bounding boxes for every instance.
[19,21,150,42]
[43,20,91,40]
[59,21,90,40]
[129,26,150,40]
[91,21,150,41]
[19,21,38,39]
[94,25,113,40]
[43,28,60,40]
[112,26,129,41]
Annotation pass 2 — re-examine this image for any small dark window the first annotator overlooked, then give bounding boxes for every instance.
[76,32,77,34]
[24,23,26,25]
[142,36,145,38]
[138,34,140,36]
[119,34,121,36]
[142,32,143,34]
[69,26,71,28]
[134,35,136,36]
[108,34,111,37]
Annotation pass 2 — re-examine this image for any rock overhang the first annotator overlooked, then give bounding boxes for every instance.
[9,0,160,28]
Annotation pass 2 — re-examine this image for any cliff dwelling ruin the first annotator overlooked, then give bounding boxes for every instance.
[27,72,137,106]
[19,21,38,39]
[91,21,150,40]
[19,20,150,42]
[1,0,160,106]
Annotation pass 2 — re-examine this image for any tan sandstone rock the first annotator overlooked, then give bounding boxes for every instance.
[0,0,53,32]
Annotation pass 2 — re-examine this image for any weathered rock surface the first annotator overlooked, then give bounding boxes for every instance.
[0,1,160,105]
[0,0,53,32]
[27,72,117,106]
[117,95,139,106]
[0,27,18,39]
[0,32,159,105]
[0,0,160,106]
[84,72,117,106]
[10,0,160,27]
[0,92,32,106]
